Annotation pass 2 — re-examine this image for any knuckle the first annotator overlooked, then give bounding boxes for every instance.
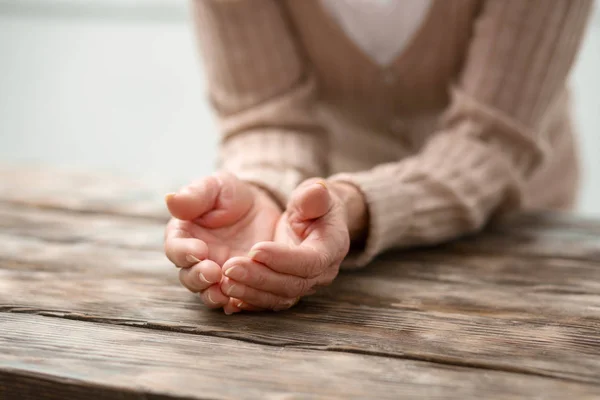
[319,251,332,267]
[253,270,268,288]
[306,266,320,280]
[283,278,308,297]
[306,251,331,278]
[266,294,284,310]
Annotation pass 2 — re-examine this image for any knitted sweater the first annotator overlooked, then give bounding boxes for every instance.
[192,0,593,268]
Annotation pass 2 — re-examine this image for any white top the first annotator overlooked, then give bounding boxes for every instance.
[320,0,433,66]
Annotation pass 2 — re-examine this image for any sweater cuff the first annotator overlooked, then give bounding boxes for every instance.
[219,129,328,207]
[330,133,525,269]
[329,166,416,269]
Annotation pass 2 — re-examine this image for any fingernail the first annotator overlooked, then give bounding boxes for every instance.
[164,192,177,202]
[199,273,213,284]
[223,266,245,280]
[287,297,301,309]
[206,291,217,304]
[225,284,243,297]
[248,249,259,260]
[315,181,328,189]
[224,309,233,316]
[236,301,244,308]
[186,254,201,264]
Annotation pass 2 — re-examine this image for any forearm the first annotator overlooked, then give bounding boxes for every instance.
[193,0,329,207]
[326,131,530,269]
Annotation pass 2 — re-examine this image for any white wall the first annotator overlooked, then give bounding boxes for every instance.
[572,7,600,216]
[0,1,598,214]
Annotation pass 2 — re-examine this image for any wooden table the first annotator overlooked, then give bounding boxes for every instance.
[1,167,599,399]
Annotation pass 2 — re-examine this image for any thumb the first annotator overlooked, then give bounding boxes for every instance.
[165,173,253,228]
[287,180,332,223]
[165,176,221,221]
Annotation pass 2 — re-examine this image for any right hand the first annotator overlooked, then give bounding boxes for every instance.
[164,173,282,314]
[219,179,354,312]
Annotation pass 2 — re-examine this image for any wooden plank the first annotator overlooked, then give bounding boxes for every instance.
[444,231,600,263]
[0,370,183,400]
[3,199,600,267]
[1,314,598,400]
[1,202,598,317]
[2,200,600,272]
[0,203,164,249]
[2,228,599,319]
[1,228,600,383]
[490,212,600,235]
[0,166,171,219]
[2,170,600,386]
[2,166,600,262]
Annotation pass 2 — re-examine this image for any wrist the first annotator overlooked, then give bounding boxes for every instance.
[328,181,369,243]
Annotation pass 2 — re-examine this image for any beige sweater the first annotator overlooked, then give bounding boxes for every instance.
[192,0,593,268]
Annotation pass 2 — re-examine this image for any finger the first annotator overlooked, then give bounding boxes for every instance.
[165,176,221,221]
[165,217,195,241]
[165,237,209,268]
[235,301,264,312]
[222,298,241,315]
[179,259,222,292]
[287,180,332,223]
[249,241,331,279]
[220,277,299,311]
[164,217,232,267]
[167,173,254,229]
[199,284,229,309]
[223,257,311,298]
[197,172,254,228]
[222,298,263,314]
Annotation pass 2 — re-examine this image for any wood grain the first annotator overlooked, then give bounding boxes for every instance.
[1,314,598,400]
[0,370,186,400]
[0,204,599,383]
[0,166,171,219]
[1,167,600,398]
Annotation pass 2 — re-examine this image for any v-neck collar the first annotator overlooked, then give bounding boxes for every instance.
[319,0,434,67]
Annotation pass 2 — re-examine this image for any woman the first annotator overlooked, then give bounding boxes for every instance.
[164,0,593,314]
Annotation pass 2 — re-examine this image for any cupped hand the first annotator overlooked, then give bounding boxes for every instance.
[219,179,355,311]
[164,172,281,314]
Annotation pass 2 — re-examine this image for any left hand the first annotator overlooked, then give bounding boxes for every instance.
[219,179,367,311]
[163,173,282,314]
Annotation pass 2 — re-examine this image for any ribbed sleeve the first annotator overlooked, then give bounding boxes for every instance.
[331,0,592,268]
[192,0,329,207]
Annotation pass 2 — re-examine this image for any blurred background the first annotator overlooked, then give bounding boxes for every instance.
[0,0,599,215]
